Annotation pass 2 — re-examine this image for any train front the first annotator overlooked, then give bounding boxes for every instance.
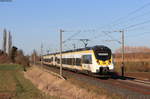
[92,46,114,74]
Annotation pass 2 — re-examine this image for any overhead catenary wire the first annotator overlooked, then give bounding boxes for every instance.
[127,24,150,32]
[63,44,72,51]
[108,10,150,30]
[125,31,150,39]
[63,30,81,44]
[93,2,150,34]
[90,30,120,44]
[110,2,150,26]
[63,29,97,44]
[90,2,150,42]
[125,19,150,29]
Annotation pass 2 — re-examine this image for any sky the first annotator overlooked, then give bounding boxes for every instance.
[0,0,150,55]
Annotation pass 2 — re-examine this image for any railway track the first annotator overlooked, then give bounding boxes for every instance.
[36,64,150,99]
[120,78,150,87]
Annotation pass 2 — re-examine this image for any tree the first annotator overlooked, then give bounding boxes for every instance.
[31,49,40,64]
[10,46,18,63]
[15,50,30,71]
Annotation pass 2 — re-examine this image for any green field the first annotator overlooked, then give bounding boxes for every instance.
[0,64,57,99]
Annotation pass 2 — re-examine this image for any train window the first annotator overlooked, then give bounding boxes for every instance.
[58,58,81,66]
[57,59,60,63]
[55,57,57,61]
[72,58,76,65]
[68,58,72,65]
[68,58,70,65]
[65,58,67,64]
[76,58,81,66]
[66,58,69,64]
[82,55,92,64]
[62,58,67,64]
[63,58,65,64]
[70,58,73,65]
[62,58,64,64]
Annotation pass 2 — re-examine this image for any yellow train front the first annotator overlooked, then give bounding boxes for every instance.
[90,45,114,74]
[43,45,114,75]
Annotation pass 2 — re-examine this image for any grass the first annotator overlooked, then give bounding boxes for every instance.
[0,64,58,99]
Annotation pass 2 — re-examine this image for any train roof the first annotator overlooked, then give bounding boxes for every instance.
[43,45,110,56]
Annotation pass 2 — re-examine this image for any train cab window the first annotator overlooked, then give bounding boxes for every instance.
[82,55,92,64]
[95,52,111,61]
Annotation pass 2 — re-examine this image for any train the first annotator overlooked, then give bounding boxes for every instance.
[42,45,114,75]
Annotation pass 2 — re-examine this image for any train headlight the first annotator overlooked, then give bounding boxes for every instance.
[109,60,111,63]
[97,60,100,64]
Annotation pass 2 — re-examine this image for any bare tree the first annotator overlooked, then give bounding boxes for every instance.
[31,49,39,64]
[15,49,30,71]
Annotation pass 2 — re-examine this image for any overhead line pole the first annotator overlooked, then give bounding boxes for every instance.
[34,53,36,65]
[104,30,125,77]
[112,30,125,77]
[121,30,125,77]
[41,43,43,67]
[60,29,64,77]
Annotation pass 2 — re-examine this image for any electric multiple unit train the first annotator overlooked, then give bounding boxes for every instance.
[43,45,114,74]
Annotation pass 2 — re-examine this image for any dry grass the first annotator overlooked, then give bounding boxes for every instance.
[114,61,150,73]
[114,51,150,72]
[24,66,117,99]
[114,53,150,62]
